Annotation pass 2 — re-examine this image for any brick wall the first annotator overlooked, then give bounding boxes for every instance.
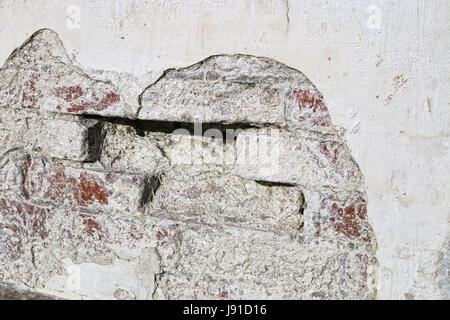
[0,29,377,299]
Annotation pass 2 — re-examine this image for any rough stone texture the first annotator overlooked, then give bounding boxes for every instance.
[29,118,102,161]
[0,29,377,300]
[0,105,102,162]
[149,169,304,233]
[0,29,137,118]
[26,157,156,215]
[139,55,290,125]
[235,129,363,191]
[138,54,334,135]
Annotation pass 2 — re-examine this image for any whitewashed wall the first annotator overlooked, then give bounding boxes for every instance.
[0,0,448,299]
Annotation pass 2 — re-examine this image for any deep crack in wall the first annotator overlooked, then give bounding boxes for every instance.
[0,29,377,300]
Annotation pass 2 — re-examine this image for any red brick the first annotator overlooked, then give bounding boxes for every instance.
[317,195,371,242]
[291,88,332,130]
[25,158,155,213]
[52,85,121,114]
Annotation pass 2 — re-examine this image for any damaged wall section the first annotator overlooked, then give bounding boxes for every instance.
[0,29,377,299]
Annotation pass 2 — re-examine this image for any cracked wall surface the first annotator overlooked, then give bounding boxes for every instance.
[0,29,378,300]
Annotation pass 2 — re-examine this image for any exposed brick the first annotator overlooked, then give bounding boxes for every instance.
[139,55,297,125]
[156,273,304,299]
[0,29,134,118]
[0,108,101,162]
[234,129,363,191]
[25,158,155,213]
[317,193,372,242]
[0,282,57,300]
[152,221,373,299]
[51,84,122,116]
[29,118,102,161]
[0,28,378,300]
[149,171,303,233]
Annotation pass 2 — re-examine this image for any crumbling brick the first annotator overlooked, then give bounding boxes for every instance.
[149,170,304,233]
[25,157,155,214]
[0,197,49,240]
[139,55,291,125]
[0,29,136,118]
[29,118,102,161]
[234,129,363,192]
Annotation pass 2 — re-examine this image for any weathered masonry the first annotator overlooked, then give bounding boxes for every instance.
[0,29,377,299]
